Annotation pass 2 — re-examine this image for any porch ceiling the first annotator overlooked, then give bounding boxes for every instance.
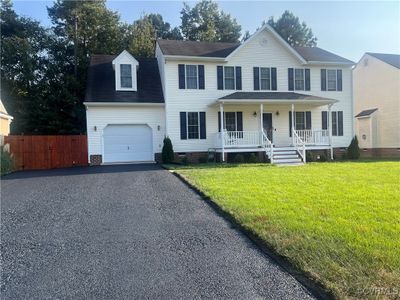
[212,92,338,106]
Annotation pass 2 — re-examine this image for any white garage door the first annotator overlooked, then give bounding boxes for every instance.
[103,124,153,163]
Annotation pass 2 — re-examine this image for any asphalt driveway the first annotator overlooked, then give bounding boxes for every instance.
[1,164,314,299]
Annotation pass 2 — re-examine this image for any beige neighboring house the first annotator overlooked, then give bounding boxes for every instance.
[0,99,13,136]
[353,53,400,157]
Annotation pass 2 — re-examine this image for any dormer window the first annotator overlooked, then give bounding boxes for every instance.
[120,64,132,88]
[112,50,139,91]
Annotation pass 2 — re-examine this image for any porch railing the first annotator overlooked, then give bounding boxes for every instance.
[262,129,274,163]
[292,128,306,163]
[295,129,329,145]
[214,131,264,148]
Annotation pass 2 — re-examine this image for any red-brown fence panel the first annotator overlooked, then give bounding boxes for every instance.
[4,135,88,171]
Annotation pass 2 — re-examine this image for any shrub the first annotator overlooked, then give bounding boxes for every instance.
[306,151,314,162]
[318,153,327,162]
[1,146,13,175]
[248,153,258,163]
[198,156,208,164]
[161,137,174,163]
[347,136,360,159]
[181,155,188,165]
[234,154,244,164]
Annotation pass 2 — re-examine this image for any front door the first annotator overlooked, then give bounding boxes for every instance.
[263,113,273,142]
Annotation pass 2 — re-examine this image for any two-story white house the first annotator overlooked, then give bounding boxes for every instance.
[84,24,355,165]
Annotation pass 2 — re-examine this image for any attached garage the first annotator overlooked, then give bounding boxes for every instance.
[103,124,153,163]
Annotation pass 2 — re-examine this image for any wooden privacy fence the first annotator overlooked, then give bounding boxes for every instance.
[4,135,88,170]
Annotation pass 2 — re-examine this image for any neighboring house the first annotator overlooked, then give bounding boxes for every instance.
[0,99,13,137]
[353,53,400,157]
[84,24,354,165]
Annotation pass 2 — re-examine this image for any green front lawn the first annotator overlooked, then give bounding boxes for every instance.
[172,162,400,299]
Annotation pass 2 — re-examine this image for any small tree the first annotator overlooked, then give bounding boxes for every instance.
[161,137,174,163]
[347,136,360,159]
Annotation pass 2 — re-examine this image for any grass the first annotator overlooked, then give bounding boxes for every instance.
[171,161,400,299]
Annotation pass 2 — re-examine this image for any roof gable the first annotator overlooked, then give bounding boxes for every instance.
[366,53,400,69]
[112,50,139,66]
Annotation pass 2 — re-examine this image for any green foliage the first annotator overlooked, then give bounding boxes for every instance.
[161,137,174,164]
[306,150,314,162]
[266,10,317,47]
[233,154,244,163]
[180,0,241,42]
[181,155,188,165]
[347,136,360,159]
[128,18,156,57]
[318,152,327,162]
[248,153,258,163]
[0,146,13,175]
[177,162,400,299]
[144,13,182,40]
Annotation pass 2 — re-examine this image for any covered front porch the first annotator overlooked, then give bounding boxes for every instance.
[210,92,338,163]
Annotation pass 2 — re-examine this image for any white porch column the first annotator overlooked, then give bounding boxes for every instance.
[260,103,264,145]
[220,103,225,162]
[291,104,295,145]
[328,104,333,160]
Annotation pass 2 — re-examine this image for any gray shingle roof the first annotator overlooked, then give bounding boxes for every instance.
[367,53,400,69]
[85,55,164,103]
[157,39,353,64]
[219,92,335,101]
[355,108,378,118]
[157,39,240,57]
[294,46,354,64]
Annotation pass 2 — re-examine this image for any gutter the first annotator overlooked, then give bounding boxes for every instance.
[84,102,165,107]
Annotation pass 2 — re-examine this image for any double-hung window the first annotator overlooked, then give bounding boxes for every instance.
[321,111,343,136]
[260,68,271,90]
[180,112,207,140]
[224,66,235,90]
[294,68,305,90]
[289,111,311,136]
[120,64,132,88]
[321,69,342,91]
[186,65,198,89]
[327,70,337,91]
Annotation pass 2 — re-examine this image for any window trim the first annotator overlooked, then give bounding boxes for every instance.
[223,66,236,90]
[120,64,133,89]
[187,112,200,139]
[258,67,272,90]
[185,64,198,89]
[294,68,305,91]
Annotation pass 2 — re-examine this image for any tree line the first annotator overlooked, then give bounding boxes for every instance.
[0,0,317,135]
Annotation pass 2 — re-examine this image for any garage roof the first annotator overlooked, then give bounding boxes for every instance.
[85,55,164,103]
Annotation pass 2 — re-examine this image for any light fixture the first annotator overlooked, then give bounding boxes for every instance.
[94,126,97,132]
[157,125,161,131]
[276,111,280,116]
[253,112,257,117]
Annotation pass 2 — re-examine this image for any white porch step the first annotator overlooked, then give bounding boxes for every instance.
[273,154,299,159]
[273,158,303,164]
[273,150,297,155]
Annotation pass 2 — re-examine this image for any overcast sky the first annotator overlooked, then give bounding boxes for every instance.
[13,0,400,62]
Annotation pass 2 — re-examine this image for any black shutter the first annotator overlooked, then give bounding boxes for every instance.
[322,111,328,130]
[288,68,294,91]
[305,69,311,91]
[180,112,187,139]
[289,111,292,137]
[338,111,343,136]
[271,67,277,90]
[178,64,185,89]
[305,111,312,129]
[332,111,337,136]
[235,67,242,90]
[337,69,342,91]
[236,112,243,131]
[321,69,327,91]
[198,65,205,89]
[253,67,260,90]
[199,112,206,139]
[218,112,221,132]
[217,66,223,90]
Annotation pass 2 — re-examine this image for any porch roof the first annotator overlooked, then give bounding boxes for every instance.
[213,92,337,106]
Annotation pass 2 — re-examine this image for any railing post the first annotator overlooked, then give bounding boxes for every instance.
[220,103,225,162]
[328,104,333,160]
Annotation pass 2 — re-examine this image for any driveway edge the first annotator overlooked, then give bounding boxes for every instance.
[169,169,335,300]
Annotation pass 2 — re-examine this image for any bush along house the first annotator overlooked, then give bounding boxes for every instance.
[84,24,355,165]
